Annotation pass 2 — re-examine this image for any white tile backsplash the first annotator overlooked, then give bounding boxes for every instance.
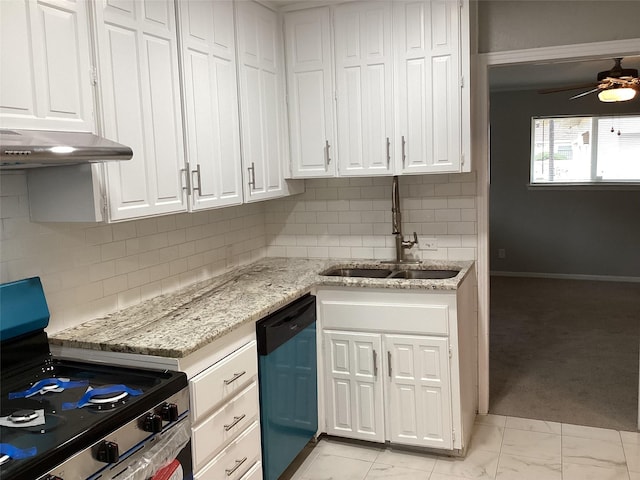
[266,174,478,262]
[0,171,267,333]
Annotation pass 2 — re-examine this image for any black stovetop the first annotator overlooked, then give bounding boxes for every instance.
[0,331,187,480]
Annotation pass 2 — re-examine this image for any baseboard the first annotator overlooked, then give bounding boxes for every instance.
[490,270,640,283]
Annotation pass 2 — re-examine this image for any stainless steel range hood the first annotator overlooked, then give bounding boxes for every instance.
[0,129,133,169]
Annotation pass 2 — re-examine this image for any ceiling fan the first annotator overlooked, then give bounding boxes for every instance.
[539,57,640,102]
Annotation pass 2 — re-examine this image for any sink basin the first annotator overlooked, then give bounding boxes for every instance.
[389,269,459,280]
[322,268,393,278]
[321,266,460,280]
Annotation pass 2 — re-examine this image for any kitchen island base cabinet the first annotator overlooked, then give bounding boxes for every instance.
[317,274,477,453]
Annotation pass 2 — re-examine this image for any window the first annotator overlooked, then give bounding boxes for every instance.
[531,114,640,184]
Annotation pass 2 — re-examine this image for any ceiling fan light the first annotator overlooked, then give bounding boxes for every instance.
[598,87,637,102]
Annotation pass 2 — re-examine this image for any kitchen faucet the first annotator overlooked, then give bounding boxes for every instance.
[390,176,420,264]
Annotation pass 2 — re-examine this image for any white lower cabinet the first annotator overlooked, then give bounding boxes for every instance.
[323,330,452,449]
[386,334,452,449]
[323,330,385,442]
[190,339,262,479]
[317,279,477,452]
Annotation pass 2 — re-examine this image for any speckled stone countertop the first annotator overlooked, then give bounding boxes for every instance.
[50,257,474,358]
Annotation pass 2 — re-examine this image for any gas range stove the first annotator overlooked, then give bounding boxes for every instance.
[0,278,191,480]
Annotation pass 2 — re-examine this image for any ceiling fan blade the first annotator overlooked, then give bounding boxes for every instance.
[569,88,601,100]
[538,83,599,94]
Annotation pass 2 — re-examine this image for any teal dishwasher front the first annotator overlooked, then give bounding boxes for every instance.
[256,294,317,480]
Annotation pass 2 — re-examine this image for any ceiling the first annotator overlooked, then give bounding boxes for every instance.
[489,56,640,92]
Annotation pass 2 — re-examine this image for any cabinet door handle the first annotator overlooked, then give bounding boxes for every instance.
[373,350,378,378]
[387,351,392,378]
[191,163,202,194]
[225,456,247,476]
[386,137,391,168]
[224,414,246,431]
[247,162,256,190]
[325,140,331,167]
[224,371,246,385]
[181,161,191,192]
[401,136,406,168]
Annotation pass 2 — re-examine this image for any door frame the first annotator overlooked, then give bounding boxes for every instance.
[474,38,640,417]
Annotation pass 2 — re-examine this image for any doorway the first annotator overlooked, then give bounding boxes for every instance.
[474,39,640,430]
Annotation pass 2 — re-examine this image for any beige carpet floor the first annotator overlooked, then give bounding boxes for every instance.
[489,275,640,431]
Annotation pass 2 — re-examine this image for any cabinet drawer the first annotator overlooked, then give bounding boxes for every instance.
[192,381,259,471]
[321,298,450,335]
[190,341,257,421]
[239,461,261,480]
[194,421,261,480]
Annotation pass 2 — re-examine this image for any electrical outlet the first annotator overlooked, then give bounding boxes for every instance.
[498,248,506,259]
[419,237,437,250]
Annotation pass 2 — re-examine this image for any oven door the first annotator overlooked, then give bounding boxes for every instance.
[98,417,193,480]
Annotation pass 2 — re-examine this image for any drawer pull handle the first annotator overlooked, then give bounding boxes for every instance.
[225,456,247,476]
[224,371,246,385]
[224,414,246,431]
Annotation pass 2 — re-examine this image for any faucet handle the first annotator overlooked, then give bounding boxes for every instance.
[402,232,419,249]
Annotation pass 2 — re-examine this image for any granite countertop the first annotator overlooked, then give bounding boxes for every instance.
[50,257,474,358]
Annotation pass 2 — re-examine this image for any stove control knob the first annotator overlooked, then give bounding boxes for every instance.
[161,403,179,422]
[143,412,163,433]
[96,440,119,463]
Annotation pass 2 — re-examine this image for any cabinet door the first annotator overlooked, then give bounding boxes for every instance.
[0,0,94,132]
[95,0,187,221]
[178,0,243,211]
[395,0,461,174]
[236,1,289,202]
[385,334,452,449]
[334,1,393,176]
[323,330,384,443]
[284,7,336,178]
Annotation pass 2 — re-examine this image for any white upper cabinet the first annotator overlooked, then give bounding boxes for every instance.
[394,0,464,174]
[334,1,394,176]
[0,0,94,132]
[236,1,292,202]
[177,0,243,210]
[94,0,187,221]
[284,7,336,178]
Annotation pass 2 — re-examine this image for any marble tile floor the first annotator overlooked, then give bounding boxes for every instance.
[280,415,640,480]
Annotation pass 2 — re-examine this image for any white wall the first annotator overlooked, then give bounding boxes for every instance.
[0,172,267,334]
[265,174,478,262]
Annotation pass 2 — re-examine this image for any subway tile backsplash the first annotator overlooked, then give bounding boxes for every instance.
[0,171,477,333]
[0,172,266,333]
[266,173,478,262]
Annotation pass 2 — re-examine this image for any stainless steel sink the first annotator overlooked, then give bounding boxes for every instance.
[389,269,459,280]
[322,268,393,278]
[321,266,459,280]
